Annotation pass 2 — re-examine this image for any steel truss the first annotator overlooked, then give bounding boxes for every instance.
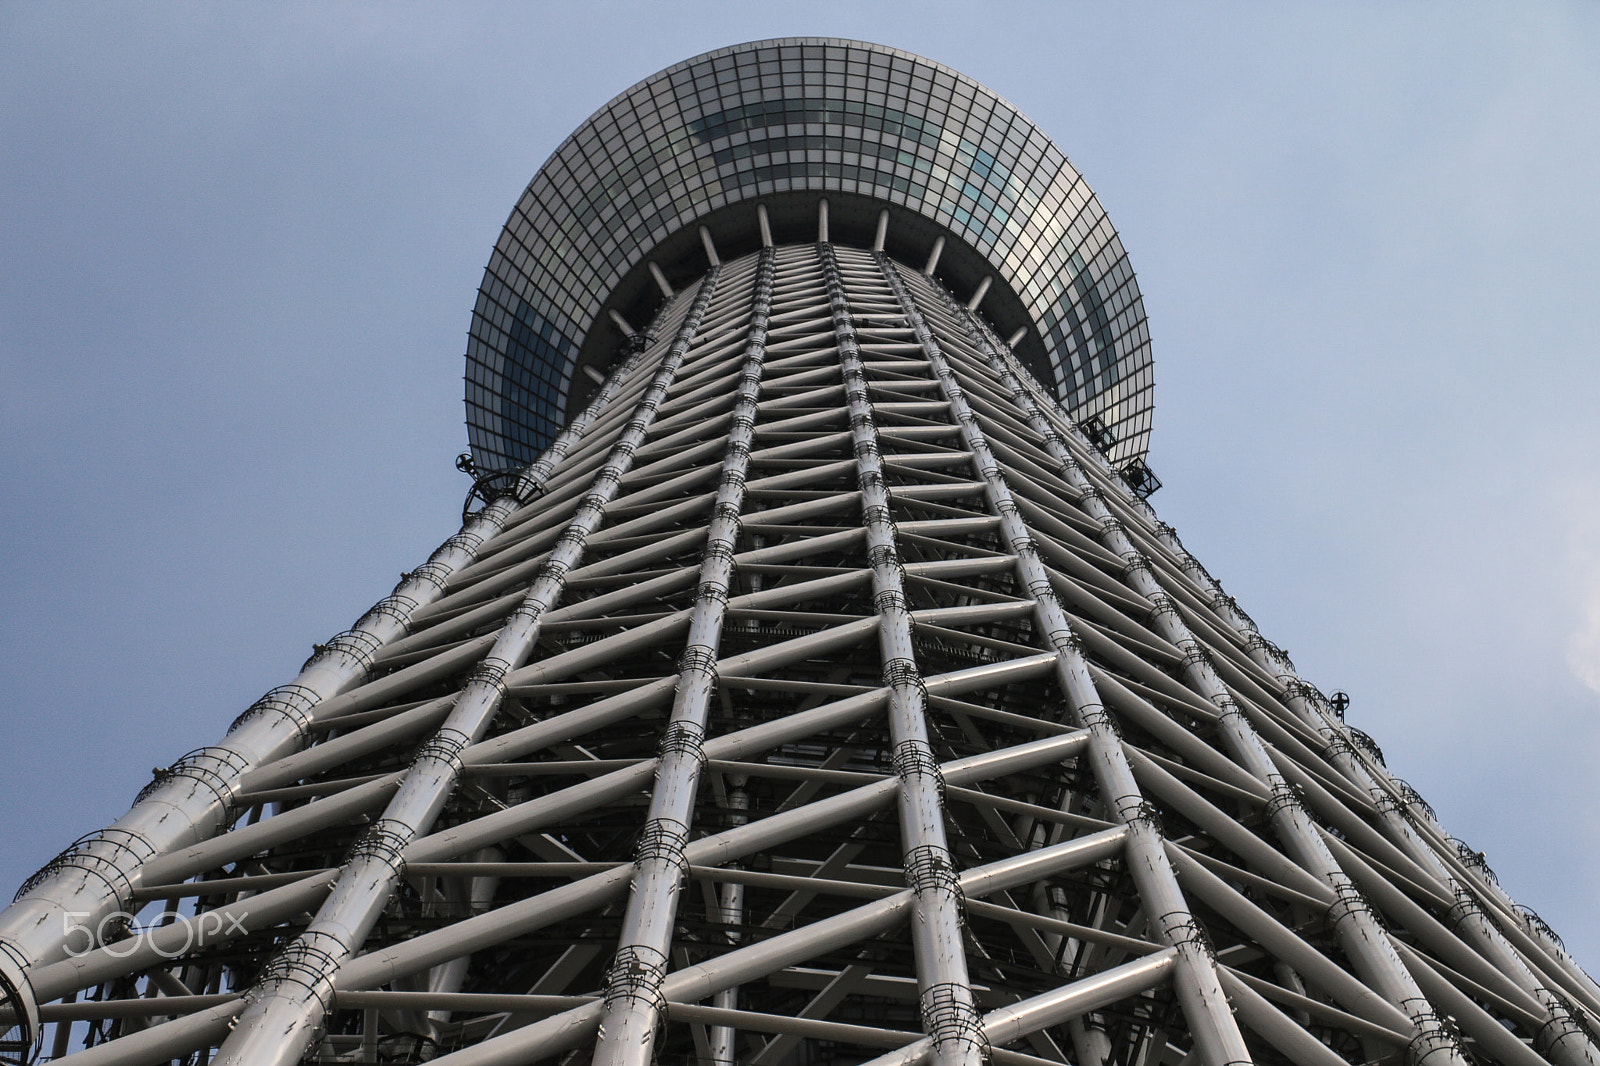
[2,213,1595,1066]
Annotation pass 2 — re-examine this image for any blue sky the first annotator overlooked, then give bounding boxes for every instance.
[3,2,1599,967]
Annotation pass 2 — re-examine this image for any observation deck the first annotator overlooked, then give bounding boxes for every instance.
[464,37,1153,476]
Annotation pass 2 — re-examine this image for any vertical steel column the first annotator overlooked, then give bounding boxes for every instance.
[874,253,1254,1066]
[210,270,723,1066]
[0,322,658,990]
[706,776,750,1066]
[935,285,1472,1066]
[819,243,985,1066]
[592,248,774,1066]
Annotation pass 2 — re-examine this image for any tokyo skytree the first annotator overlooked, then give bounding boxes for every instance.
[2,37,1594,1066]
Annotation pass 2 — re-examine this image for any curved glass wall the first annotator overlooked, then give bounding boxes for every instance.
[465,37,1153,472]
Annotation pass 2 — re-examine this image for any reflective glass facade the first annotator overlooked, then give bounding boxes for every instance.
[466,37,1154,472]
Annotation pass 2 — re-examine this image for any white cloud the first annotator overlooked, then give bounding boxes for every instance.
[1571,594,1600,696]
[1566,485,1600,697]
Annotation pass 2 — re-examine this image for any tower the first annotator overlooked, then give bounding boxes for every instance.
[2,34,1594,1066]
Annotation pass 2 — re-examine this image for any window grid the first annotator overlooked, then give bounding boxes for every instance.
[467,37,1153,468]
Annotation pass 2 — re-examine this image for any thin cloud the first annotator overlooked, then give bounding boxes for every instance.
[1566,486,1600,697]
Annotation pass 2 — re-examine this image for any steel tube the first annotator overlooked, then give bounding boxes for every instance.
[340,731,1092,995]
[1395,940,1562,1066]
[1166,843,1418,1034]
[851,950,1178,1066]
[824,244,983,1066]
[593,248,774,1066]
[876,251,1253,1066]
[1218,969,1381,1066]
[423,828,1129,1066]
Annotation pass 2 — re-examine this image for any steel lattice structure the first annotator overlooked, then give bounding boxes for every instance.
[2,37,1595,1066]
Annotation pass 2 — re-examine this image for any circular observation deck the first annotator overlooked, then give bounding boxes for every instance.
[465,38,1153,475]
